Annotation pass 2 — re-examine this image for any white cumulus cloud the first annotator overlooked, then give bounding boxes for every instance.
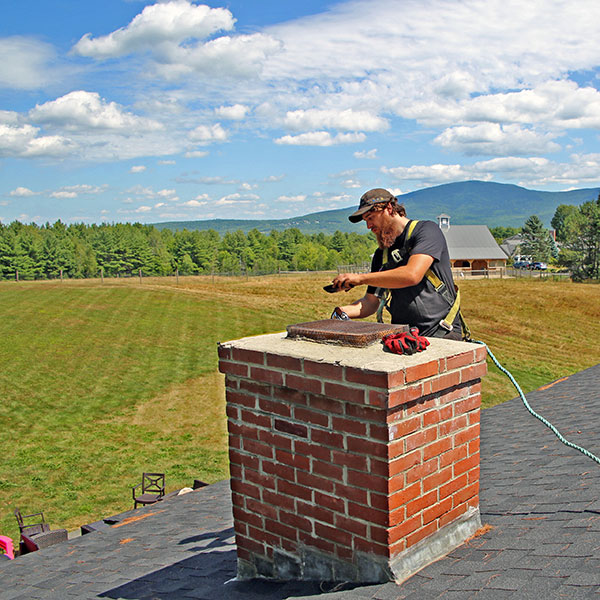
[283,109,388,133]
[275,131,366,146]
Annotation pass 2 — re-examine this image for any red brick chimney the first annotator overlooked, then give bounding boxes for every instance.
[218,330,486,583]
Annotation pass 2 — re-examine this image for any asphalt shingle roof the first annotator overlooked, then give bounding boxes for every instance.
[2,363,600,599]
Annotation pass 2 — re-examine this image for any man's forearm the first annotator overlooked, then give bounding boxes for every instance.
[337,293,379,318]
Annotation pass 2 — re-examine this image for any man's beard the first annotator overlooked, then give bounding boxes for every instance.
[376,226,399,249]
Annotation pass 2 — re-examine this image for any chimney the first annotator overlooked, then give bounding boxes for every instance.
[218,322,485,584]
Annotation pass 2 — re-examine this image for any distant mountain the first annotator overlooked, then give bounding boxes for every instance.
[152,180,599,234]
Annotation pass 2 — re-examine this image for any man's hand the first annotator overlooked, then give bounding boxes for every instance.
[331,272,363,291]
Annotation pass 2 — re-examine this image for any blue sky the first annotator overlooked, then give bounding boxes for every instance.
[2,0,600,225]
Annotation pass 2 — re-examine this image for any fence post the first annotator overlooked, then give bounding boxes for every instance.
[15,269,19,282]
[176,268,179,284]
[101,268,104,284]
[139,269,142,284]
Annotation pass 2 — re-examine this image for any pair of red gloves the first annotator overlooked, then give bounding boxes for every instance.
[382,327,429,355]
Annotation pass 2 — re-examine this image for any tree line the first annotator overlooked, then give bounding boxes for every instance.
[1,193,598,282]
[0,221,377,280]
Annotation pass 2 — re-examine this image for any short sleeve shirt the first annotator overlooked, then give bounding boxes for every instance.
[366,220,458,336]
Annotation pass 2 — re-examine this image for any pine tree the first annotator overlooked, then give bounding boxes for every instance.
[520,215,554,262]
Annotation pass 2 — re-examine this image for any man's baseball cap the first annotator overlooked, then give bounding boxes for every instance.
[348,188,395,223]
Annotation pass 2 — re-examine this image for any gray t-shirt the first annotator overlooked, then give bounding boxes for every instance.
[366,220,458,336]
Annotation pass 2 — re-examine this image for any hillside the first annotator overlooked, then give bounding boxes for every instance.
[152,180,600,234]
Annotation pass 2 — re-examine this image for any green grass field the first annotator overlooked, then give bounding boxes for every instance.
[1,274,599,543]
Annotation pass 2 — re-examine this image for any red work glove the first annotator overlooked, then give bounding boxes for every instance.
[382,328,430,355]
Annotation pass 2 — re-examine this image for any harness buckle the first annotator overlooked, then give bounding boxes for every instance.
[439,319,453,332]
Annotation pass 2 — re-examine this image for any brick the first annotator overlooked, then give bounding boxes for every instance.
[258,429,293,452]
[244,467,276,490]
[407,521,437,548]
[335,483,368,506]
[276,448,310,471]
[445,351,475,371]
[235,533,265,557]
[297,470,335,494]
[278,479,313,502]
[231,347,265,365]
[439,473,467,501]
[226,390,257,409]
[324,381,366,404]
[406,457,439,485]
[346,436,387,458]
[346,470,387,493]
[368,457,388,477]
[345,368,404,388]
[468,437,480,455]
[389,482,421,511]
[389,450,421,476]
[303,360,344,380]
[389,384,423,408]
[369,491,388,512]
[369,423,388,441]
[229,448,260,470]
[279,509,313,534]
[334,514,369,537]
[332,415,367,436]
[405,426,438,452]
[368,389,389,408]
[460,362,487,383]
[243,438,274,459]
[230,478,261,500]
[347,501,388,526]
[246,497,278,520]
[454,424,480,446]
[389,506,406,527]
[438,414,468,437]
[423,405,453,427]
[266,353,302,371]
[228,421,259,440]
[239,379,271,397]
[294,440,331,462]
[388,513,421,544]
[286,373,322,394]
[440,445,468,469]
[405,395,437,415]
[275,386,308,406]
[474,345,487,362]
[331,449,368,471]
[312,458,344,481]
[315,522,352,547]
[263,489,295,512]
[439,504,468,528]
[422,496,453,525]
[453,482,479,506]
[454,452,479,477]
[294,406,329,427]
[298,531,335,554]
[218,360,248,377]
[423,437,453,462]
[264,517,298,542]
[422,466,453,493]
[262,459,295,483]
[406,489,438,518]
[405,360,439,383]
[469,411,481,426]
[259,397,291,417]
[248,524,280,550]
[241,408,271,429]
[430,371,461,394]
[250,366,284,386]
[308,394,344,414]
[388,415,421,441]
[296,500,336,526]
[274,418,308,438]
[226,404,239,420]
[454,395,481,416]
[345,403,383,422]
[232,505,264,530]
[314,490,345,513]
[311,428,344,448]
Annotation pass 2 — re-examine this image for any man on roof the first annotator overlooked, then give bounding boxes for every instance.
[329,188,465,340]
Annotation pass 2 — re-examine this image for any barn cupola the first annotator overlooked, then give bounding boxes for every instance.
[437,213,451,231]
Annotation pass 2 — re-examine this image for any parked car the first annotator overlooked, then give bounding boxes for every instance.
[531,262,548,270]
[513,261,531,269]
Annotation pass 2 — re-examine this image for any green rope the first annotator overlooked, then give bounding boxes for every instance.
[475,340,600,466]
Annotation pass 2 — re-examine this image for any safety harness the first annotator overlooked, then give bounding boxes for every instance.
[375,220,471,340]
